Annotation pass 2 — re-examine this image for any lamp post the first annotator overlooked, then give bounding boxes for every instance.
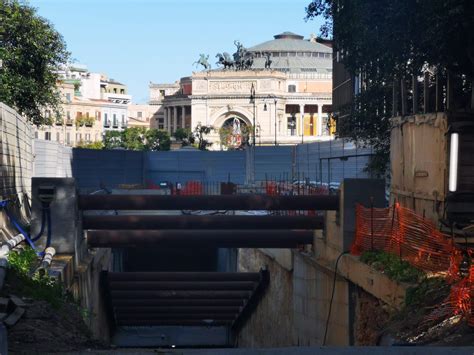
[250,83,256,146]
[274,99,278,146]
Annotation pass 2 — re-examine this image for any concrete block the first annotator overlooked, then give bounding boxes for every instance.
[9,295,26,308]
[31,178,78,254]
[340,178,385,251]
[4,307,25,327]
[0,298,9,312]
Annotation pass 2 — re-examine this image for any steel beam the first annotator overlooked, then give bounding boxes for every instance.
[83,215,324,230]
[110,290,252,299]
[79,194,339,211]
[116,320,231,326]
[109,281,257,291]
[88,229,314,248]
[108,272,261,282]
[114,306,241,314]
[111,299,245,307]
[116,314,236,321]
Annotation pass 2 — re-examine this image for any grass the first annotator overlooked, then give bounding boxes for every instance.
[5,247,66,308]
[360,250,425,283]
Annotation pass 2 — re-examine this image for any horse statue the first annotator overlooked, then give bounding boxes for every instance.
[193,53,211,71]
[215,52,234,70]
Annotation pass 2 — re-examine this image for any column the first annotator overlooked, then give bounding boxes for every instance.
[163,107,168,131]
[173,106,178,133]
[181,106,186,129]
[318,104,323,136]
[166,107,171,134]
[299,104,305,138]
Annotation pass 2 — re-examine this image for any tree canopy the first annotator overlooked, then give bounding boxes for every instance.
[103,128,171,151]
[306,0,474,175]
[0,1,69,125]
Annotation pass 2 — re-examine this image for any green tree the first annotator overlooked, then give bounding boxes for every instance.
[146,129,171,151]
[103,130,123,149]
[305,0,474,175]
[122,127,146,150]
[76,141,104,150]
[0,1,69,125]
[173,128,194,147]
[194,124,213,150]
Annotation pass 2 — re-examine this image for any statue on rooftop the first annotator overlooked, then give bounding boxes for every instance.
[264,52,272,69]
[193,54,211,71]
[216,52,234,70]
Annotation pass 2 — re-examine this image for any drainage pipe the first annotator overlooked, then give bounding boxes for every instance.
[0,233,26,289]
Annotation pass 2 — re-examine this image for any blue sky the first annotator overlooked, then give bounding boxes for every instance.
[29,0,323,103]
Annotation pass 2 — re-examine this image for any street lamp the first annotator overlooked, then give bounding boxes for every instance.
[249,83,256,146]
[264,97,278,146]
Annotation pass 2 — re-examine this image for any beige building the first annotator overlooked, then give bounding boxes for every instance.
[127,104,159,129]
[150,32,334,149]
[36,65,132,146]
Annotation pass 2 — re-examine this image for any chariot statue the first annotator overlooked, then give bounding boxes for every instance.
[215,52,234,70]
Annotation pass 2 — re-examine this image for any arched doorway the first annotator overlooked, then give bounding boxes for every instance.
[219,116,250,149]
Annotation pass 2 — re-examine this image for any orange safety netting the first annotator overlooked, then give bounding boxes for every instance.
[351,203,474,326]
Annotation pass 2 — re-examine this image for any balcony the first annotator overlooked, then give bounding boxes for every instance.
[112,121,119,128]
[104,120,111,128]
[66,119,74,126]
[55,119,63,126]
[101,92,132,105]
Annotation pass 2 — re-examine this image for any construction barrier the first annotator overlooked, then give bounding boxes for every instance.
[352,203,474,326]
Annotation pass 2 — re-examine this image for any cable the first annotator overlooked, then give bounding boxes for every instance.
[323,250,350,346]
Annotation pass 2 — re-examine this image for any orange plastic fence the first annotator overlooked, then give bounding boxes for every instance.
[352,203,474,326]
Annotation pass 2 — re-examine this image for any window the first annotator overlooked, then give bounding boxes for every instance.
[137,111,143,118]
[272,52,279,57]
[160,90,165,97]
[35,131,38,139]
[76,133,81,142]
[56,132,60,142]
[281,52,288,57]
[86,112,90,118]
[113,88,117,94]
[85,134,91,142]
[121,114,125,125]
[120,89,125,94]
[66,93,71,102]
[289,52,296,57]
[67,111,71,120]
[66,133,71,144]
[45,132,51,141]
[104,113,109,127]
[288,85,296,93]
[113,114,118,127]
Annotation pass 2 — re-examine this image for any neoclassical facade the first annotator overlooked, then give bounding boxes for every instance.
[150,32,333,149]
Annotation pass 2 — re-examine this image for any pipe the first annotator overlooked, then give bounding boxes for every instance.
[83,215,324,230]
[79,194,339,211]
[36,247,56,277]
[0,234,25,289]
[87,229,314,248]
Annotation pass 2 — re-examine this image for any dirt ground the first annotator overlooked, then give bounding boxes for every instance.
[8,299,104,354]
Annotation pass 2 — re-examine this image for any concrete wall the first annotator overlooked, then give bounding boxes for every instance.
[0,103,34,200]
[34,139,373,191]
[33,140,73,178]
[236,247,351,347]
[390,113,448,223]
